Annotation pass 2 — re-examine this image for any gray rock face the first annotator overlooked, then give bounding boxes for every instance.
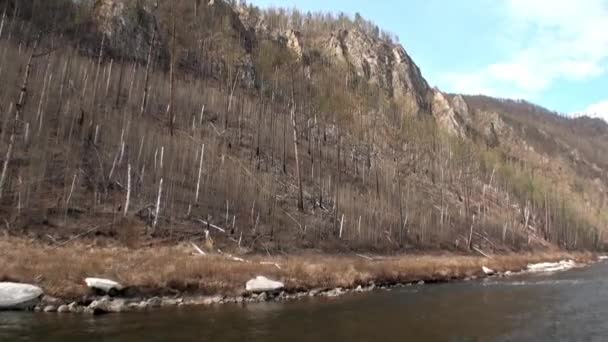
[451,95,472,126]
[0,282,44,311]
[324,29,432,114]
[92,0,165,62]
[431,90,467,137]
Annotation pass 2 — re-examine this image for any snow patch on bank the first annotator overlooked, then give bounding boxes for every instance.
[526,260,578,273]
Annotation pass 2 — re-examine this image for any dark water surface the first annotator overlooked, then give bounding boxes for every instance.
[2,262,608,341]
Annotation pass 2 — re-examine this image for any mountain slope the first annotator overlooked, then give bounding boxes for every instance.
[0,0,605,254]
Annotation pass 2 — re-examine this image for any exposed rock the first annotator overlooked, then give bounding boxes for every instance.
[92,0,163,62]
[146,296,162,308]
[0,282,44,311]
[417,280,425,285]
[451,95,472,126]
[432,90,466,137]
[324,29,431,114]
[127,301,148,311]
[202,295,224,305]
[86,297,128,315]
[482,266,496,276]
[68,302,84,314]
[161,298,182,307]
[184,295,223,306]
[308,288,322,297]
[85,278,124,295]
[281,29,303,59]
[256,292,267,302]
[245,276,284,293]
[322,288,345,297]
[57,304,70,313]
[43,305,57,313]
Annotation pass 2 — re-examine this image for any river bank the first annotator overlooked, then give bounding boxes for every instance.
[0,237,598,314]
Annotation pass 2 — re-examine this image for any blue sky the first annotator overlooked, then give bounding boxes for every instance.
[249,0,608,120]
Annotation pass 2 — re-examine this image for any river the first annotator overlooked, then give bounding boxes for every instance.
[2,261,608,341]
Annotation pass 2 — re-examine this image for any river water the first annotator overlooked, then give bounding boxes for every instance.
[2,261,608,341]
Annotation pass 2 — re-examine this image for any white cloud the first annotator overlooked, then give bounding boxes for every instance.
[440,0,608,100]
[577,100,608,122]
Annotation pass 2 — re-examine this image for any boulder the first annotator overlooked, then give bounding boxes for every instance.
[245,276,284,293]
[57,305,70,313]
[322,288,345,297]
[482,266,496,276]
[85,278,124,295]
[68,302,84,314]
[43,305,57,313]
[127,301,148,311]
[161,298,182,307]
[86,297,127,315]
[256,292,268,302]
[0,282,44,310]
[146,297,162,308]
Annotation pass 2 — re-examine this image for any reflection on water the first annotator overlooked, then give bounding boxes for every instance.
[2,263,608,342]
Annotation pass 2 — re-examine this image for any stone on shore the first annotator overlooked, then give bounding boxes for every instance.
[86,297,127,315]
[482,266,496,276]
[68,302,84,313]
[85,278,124,295]
[43,305,57,313]
[322,288,345,297]
[245,276,284,293]
[0,282,44,311]
[146,297,162,308]
[57,304,70,313]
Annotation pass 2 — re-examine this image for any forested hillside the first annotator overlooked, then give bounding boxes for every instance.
[0,0,606,255]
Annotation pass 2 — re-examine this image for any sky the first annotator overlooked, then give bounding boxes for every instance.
[249,0,608,121]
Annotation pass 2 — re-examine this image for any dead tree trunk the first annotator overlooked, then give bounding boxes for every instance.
[166,6,176,135]
[15,34,40,121]
[114,57,125,108]
[0,134,14,199]
[291,102,304,212]
[91,35,105,111]
[140,30,156,117]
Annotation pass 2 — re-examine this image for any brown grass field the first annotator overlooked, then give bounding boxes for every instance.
[0,236,596,300]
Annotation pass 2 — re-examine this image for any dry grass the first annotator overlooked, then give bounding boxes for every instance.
[0,237,596,299]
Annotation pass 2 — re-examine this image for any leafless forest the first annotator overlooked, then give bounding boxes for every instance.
[0,0,604,254]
